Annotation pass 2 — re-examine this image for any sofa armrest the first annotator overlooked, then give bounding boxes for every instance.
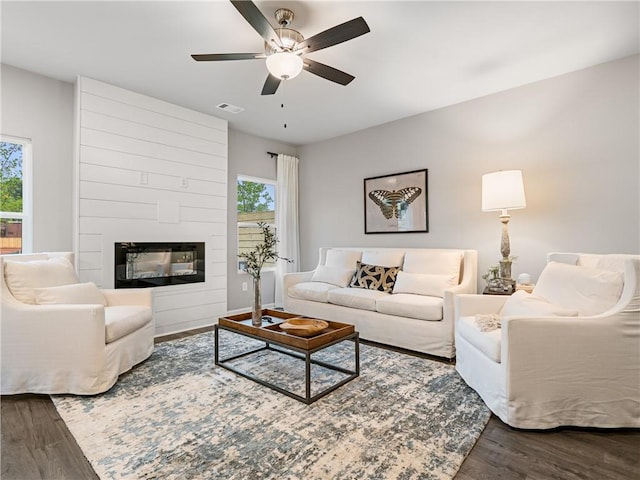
[101,288,153,307]
[283,271,314,291]
[502,314,640,427]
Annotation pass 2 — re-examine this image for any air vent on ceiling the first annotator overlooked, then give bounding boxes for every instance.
[216,103,244,114]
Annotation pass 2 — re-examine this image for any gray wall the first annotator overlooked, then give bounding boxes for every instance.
[1,64,74,252]
[297,55,640,289]
[227,129,297,311]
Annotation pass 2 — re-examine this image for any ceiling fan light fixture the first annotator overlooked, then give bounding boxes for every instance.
[266,52,303,80]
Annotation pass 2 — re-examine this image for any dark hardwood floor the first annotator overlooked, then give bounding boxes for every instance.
[2,329,639,480]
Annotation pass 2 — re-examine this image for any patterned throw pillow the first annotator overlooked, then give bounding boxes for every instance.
[349,261,400,292]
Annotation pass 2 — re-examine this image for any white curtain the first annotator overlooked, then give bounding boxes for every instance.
[275,154,300,308]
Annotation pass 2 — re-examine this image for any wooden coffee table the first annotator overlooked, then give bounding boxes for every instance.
[215,309,359,404]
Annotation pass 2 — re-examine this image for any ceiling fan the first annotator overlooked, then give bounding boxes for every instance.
[191,0,370,95]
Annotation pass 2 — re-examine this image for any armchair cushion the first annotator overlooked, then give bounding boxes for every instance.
[4,257,79,304]
[457,315,502,362]
[533,262,624,315]
[104,306,152,343]
[34,282,107,306]
[500,290,579,317]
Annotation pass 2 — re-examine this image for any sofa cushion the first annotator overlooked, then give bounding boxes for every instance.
[392,271,458,298]
[288,282,337,303]
[533,262,624,316]
[375,293,444,321]
[457,315,502,363]
[34,282,107,306]
[311,265,355,287]
[349,261,400,292]
[402,251,462,279]
[325,249,362,269]
[4,257,80,304]
[327,288,389,311]
[104,306,152,343]
[361,250,405,268]
[500,290,579,317]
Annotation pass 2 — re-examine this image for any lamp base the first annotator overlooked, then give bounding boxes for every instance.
[496,258,515,293]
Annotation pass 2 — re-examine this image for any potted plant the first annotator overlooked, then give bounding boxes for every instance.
[482,264,502,292]
[238,222,292,326]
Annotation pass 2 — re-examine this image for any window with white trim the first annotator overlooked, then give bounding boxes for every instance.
[237,175,276,272]
[1,136,32,254]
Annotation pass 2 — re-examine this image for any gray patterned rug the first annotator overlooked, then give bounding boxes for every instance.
[52,330,490,480]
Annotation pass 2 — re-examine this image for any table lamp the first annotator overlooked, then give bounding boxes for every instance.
[482,170,526,292]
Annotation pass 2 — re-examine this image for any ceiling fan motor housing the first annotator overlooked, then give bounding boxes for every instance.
[266,28,304,54]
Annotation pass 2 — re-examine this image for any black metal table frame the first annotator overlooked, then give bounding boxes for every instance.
[214,324,360,404]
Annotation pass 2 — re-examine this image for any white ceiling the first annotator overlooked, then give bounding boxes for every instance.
[2,1,638,146]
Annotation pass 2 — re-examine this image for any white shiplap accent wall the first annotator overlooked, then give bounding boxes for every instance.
[75,77,227,336]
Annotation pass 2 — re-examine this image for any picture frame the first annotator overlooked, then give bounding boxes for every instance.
[364,169,428,234]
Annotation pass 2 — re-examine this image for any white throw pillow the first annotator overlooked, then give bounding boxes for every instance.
[4,257,80,304]
[533,262,624,316]
[392,271,457,298]
[500,290,579,317]
[311,265,355,288]
[401,251,462,279]
[325,249,362,269]
[34,282,107,306]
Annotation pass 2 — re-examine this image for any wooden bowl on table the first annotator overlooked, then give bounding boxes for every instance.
[279,318,329,337]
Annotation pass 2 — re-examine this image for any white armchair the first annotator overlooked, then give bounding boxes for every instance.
[455,252,640,429]
[1,252,155,395]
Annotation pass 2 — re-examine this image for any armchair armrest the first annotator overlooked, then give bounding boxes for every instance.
[101,288,153,307]
[502,314,640,428]
[1,303,107,394]
[455,293,508,317]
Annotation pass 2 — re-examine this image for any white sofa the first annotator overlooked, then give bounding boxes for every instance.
[1,252,155,395]
[283,247,478,359]
[455,252,640,429]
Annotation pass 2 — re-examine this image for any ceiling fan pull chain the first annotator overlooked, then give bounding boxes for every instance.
[280,80,288,129]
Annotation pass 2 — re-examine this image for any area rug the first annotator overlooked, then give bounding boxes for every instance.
[52,330,490,480]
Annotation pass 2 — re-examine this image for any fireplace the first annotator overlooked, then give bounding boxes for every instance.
[115,242,205,288]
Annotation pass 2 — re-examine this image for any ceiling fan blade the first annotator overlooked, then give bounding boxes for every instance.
[191,53,265,61]
[295,17,370,54]
[261,74,282,95]
[303,59,355,86]
[230,0,281,48]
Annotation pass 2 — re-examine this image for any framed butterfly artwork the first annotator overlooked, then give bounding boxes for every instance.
[364,169,428,234]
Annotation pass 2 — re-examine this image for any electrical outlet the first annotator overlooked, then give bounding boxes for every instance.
[242,282,247,292]
[180,177,188,188]
[139,172,148,185]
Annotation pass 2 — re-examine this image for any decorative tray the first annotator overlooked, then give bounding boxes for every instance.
[279,318,329,337]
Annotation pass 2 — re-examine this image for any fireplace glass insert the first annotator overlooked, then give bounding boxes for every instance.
[115,242,205,288]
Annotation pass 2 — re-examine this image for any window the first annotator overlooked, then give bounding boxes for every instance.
[1,136,31,254]
[237,175,276,272]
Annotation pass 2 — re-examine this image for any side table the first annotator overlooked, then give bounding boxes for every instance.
[482,287,513,296]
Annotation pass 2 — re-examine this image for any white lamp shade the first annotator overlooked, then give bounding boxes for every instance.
[266,52,303,80]
[482,170,526,212]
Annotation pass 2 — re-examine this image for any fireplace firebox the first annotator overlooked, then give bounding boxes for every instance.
[115,242,205,288]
